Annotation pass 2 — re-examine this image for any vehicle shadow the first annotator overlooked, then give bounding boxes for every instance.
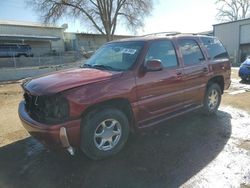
[0,110,232,188]
[239,79,250,85]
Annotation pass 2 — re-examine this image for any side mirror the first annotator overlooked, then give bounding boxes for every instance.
[144,59,163,72]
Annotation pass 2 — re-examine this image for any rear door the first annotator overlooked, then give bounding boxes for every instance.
[177,38,209,106]
[135,39,185,127]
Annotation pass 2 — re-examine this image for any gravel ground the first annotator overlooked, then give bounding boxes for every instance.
[0,68,249,188]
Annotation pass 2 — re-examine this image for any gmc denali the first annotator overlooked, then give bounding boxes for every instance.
[18,33,231,160]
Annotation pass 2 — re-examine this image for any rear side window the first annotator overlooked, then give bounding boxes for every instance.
[178,39,205,65]
[201,37,229,60]
[145,40,178,68]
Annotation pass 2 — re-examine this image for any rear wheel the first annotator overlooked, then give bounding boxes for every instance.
[80,108,129,160]
[203,83,222,115]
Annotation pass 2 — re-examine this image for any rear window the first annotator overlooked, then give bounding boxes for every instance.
[201,37,229,60]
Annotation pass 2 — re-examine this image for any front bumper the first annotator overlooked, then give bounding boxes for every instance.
[18,101,81,149]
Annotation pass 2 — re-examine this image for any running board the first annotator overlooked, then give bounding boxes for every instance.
[139,105,203,129]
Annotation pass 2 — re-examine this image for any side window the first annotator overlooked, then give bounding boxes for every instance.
[9,45,15,51]
[0,46,10,51]
[178,39,205,65]
[201,37,229,60]
[145,40,178,68]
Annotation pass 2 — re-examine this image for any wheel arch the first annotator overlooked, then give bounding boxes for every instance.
[81,98,136,132]
[207,75,224,93]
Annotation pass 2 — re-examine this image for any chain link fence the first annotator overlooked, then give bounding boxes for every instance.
[0,49,83,69]
[0,45,92,81]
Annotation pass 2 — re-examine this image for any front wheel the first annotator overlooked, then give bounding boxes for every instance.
[80,108,129,160]
[203,83,222,115]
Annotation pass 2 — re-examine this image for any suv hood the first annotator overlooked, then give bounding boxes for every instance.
[23,68,122,95]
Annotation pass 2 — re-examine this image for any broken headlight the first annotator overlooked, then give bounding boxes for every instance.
[24,93,69,124]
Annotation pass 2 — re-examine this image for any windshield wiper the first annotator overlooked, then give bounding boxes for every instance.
[81,64,122,71]
[92,64,122,71]
[80,63,93,68]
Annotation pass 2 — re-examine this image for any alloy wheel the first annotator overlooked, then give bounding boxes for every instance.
[94,119,122,151]
[208,89,219,110]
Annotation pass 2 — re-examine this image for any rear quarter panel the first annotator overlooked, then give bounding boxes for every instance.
[198,36,231,91]
[208,59,231,90]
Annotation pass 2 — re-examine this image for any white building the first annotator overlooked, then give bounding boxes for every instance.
[0,20,67,56]
[214,18,250,65]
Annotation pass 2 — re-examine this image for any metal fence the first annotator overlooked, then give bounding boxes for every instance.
[0,49,83,69]
[0,46,90,81]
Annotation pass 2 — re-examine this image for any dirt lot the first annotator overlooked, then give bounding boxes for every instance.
[0,68,250,188]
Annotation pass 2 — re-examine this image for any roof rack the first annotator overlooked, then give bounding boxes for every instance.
[180,32,213,36]
[142,31,181,37]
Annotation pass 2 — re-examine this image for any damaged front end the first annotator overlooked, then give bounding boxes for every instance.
[21,90,77,155]
[23,92,69,125]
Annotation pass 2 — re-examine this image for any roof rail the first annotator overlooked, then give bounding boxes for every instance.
[181,32,213,36]
[142,31,181,37]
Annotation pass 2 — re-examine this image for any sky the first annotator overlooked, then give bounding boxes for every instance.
[0,0,218,35]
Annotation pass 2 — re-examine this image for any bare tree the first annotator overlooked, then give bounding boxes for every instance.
[216,0,250,22]
[28,0,153,41]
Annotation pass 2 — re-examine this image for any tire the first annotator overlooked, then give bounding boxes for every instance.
[80,108,129,160]
[203,83,222,115]
[17,54,26,58]
[240,77,246,82]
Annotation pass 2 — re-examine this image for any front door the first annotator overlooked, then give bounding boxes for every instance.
[135,40,185,127]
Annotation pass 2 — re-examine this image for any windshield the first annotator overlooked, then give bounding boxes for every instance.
[81,41,144,71]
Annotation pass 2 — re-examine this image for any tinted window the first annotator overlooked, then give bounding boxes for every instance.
[20,45,30,50]
[178,39,204,65]
[145,40,178,68]
[201,37,229,60]
[0,45,10,50]
[10,45,18,50]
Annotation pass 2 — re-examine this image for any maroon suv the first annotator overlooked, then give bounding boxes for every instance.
[18,33,231,159]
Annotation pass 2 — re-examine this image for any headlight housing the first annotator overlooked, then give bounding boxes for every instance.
[24,92,69,125]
